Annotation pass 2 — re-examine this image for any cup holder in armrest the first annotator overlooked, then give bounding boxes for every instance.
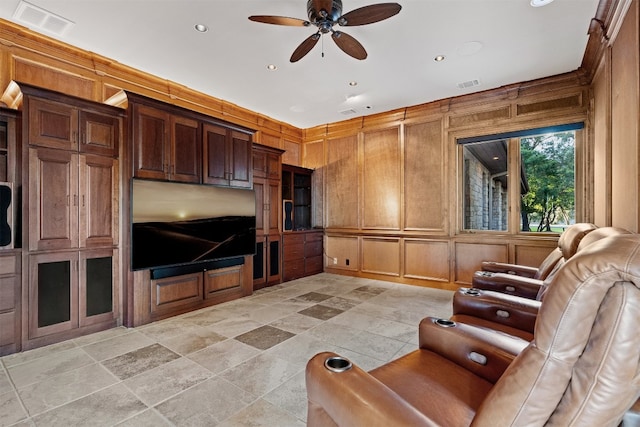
[324,356,353,373]
[434,318,456,327]
[463,288,481,296]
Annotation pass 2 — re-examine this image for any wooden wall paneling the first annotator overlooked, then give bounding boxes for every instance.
[324,235,359,271]
[13,56,95,101]
[514,243,556,268]
[258,132,281,149]
[282,139,300,166]
[591,53,613,226]
[361,237,400,276]
[362,127,401,229]
[404,120,445,231]
[454,241,508,285]
[610,1,639,232]
[304,140,325,228]
[403,239,450,282]
[326,135,359,228]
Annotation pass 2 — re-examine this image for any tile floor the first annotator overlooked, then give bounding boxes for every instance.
[0,273,454,426]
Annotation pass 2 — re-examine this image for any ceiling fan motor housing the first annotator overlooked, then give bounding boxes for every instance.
[307,0,342,24]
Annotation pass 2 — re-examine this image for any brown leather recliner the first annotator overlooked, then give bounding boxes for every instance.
[306,233,640,426]
[472,222,597,299]
[452,226,632,341]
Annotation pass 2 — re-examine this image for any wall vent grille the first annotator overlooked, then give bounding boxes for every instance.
[13,1,74,36]
[457,79,481,89]
[339,108,358,115]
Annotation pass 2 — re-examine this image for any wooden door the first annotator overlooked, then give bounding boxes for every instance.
[202,123,229,186]
[79,110,120,157]
[229,130,252,188]
[79,248,117,327]
[28,97,78,151]
[28,251,79,339]
[170,115,201,182]
[29,148,78,251]
[132,104,169,180]
[79,154,118,248]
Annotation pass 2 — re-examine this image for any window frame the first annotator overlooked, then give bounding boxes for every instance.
[456,123,585,236]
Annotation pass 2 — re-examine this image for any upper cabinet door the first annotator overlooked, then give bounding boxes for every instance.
[79,110,119,157]
[203,124,252,188]
[229,130,252,188]
[171,115,201,183]
[132,104,169,180]
[28,98,78,151]
[203,123,228,186]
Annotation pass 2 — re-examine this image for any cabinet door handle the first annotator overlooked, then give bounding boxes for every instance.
[74,194,78,207]
[72,131,78,143]
[82,195,85,207]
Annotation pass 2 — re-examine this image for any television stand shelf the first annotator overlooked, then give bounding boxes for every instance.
[129,256,252,327]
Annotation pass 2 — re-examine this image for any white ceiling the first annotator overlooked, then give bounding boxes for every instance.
[0,0,600,129]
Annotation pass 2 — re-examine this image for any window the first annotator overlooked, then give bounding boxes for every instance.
[460,124,580,233]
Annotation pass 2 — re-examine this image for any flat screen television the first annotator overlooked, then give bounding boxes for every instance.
[131,178,256,272]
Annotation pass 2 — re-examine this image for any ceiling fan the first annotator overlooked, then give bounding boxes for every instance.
[248,0,402,62]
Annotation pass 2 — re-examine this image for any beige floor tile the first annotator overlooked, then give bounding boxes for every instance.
[18,363,118,416]
[0,389,28,426]
[154,377,255,425]
[115,408,173,426]
[30,383,146,426]
[8,347,94,389]
[217,398,304,427]
[221,353,302,396]
[82,331,155,362]
[187,339,260,375]
[263,371,308,422]
[124,357,212,406]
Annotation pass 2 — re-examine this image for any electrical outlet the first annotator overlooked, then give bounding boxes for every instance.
[333,257,337,265]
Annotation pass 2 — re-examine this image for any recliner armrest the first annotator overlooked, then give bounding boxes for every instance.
[472,271,543,299]
[452,288,541,333]
[481,261,538,278]
[418,317,528,383]
[306,351,438,427]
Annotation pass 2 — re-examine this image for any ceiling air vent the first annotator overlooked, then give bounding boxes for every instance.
[13,1,74,36]
[457,79,481,89]
[339,108,358,116]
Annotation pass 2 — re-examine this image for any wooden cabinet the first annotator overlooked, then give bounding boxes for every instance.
[283,230,323,282]
[149,262,250,321]
[28,148,118,251]
[28,97,119,156]
[252,144,284,289]
[0,252,20,355]
[203,123,252,188]
[17,83,124,352]
[131,102,201,183]
[28,249,118,341]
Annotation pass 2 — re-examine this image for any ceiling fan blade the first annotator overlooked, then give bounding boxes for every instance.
[290,33,321,62]
[339,3,402,26]
[248,15,309,26]
[312,0,334,15]
[331,31,367,60]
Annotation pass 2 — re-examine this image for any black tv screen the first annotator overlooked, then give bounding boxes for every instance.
[131,178,256,271]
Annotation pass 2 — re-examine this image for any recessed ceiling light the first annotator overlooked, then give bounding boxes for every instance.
[267,64,277,71]
[194,24,208,32]
[434,55,446,62]
[348,81,358,86]
[530,0,554,7]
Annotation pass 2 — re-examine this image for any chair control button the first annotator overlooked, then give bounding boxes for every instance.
[505,286,516,292]
[496,310,510,318]
[469,352,487,365]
